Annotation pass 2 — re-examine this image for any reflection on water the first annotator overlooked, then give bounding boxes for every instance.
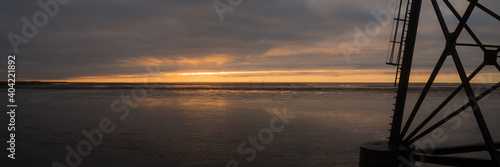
[111,89,399,166]
[8,84,500,166]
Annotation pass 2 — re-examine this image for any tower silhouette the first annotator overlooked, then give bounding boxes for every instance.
[360,0,500,166]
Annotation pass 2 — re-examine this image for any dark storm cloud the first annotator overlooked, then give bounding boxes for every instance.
[0,0,498,80]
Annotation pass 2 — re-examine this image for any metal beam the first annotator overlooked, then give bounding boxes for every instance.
[400,47,450,141]
[407,82,500,144]
[456,43,500,49]
[424,2,500,164]
[389,0,423,147]
[474,1,500,21]
[443,0,487,51]
[403,63,485,143]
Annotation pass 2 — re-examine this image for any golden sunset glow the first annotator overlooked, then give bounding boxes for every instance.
[42,69,499,83]
[179,71,255,76]
[5,1,500,167]
[5,0,498,85]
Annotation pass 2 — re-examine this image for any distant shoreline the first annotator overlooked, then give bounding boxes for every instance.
[1,81,496,91]
[0,81,494,85]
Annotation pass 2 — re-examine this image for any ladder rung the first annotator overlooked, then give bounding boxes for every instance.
[386,63,399,66]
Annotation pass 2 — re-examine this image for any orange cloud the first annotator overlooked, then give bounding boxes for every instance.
[43,68,498,83]
[119,54,231,67]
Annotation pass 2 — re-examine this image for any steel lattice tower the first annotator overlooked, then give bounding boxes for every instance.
[360,0,500,166]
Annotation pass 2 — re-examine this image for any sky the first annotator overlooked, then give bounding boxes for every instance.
[1,0,499,83]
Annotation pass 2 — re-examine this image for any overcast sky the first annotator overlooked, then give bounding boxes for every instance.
[1,0,499,82]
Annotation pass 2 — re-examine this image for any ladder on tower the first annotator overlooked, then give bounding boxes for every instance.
[386,0,413,86]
